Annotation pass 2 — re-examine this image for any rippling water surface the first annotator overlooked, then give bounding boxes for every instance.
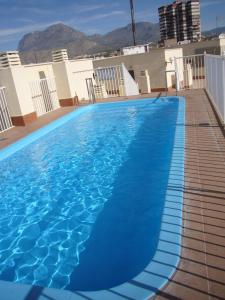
[0,98,180,290]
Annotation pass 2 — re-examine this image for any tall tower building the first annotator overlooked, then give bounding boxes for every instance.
[186,0,201,41]
[158,3,177,41]
[176,1,188,42]
[158,0,201,43]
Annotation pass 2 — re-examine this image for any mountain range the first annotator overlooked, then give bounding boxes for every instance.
[18,22,160,64]
[18,22,225,64]
[203,26,225,37]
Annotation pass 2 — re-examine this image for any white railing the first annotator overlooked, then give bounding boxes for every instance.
[94,64,139,100]
[94,65,124,98]
[175,54,206,91]
[205,54,225,123]
[0,87,13,132]
[29,77,60,116]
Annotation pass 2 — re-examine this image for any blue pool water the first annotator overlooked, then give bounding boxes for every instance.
[0,97,185,294]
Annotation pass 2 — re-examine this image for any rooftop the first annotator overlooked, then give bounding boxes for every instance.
[0,89,225,299]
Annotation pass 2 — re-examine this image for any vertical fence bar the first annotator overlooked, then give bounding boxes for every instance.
[29,78,59,117]
[223,57,225,122]
[94,65,129,99]
[0,87,13,132]
[205,54,225,123]
[175,54,206,91]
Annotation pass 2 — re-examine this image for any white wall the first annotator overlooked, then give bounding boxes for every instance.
[0,67,22,116]
[24,63,55,81]
[52,59,94,101]
[220,38,225,56]
[0,66,35,116]
[52,62,72,99]
[182,39,221,56]
[122,64,139,96]
[68,59,94,101]
[165,48,183,88]
[0,58,95,120]
[93,49,179,90]
[123,45,147,56]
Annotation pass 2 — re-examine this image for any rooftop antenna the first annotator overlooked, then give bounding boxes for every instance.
[130,0,137,46]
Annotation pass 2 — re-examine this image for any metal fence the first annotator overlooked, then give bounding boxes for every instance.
[205,54,225,123]
[0,87,13,132]
[93,64,139,100]
[175,54,206,91]
[94,65,124,99]
[29,78,60,116]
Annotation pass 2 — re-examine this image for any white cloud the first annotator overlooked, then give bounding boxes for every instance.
[0,21,61,38]
[71,4,108,13]
[68,10,126,26]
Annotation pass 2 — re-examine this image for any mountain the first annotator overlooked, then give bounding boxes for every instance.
[203,26,225,37]
[18,22,160,64]
[102,22,160,48]
[18,23,85,51]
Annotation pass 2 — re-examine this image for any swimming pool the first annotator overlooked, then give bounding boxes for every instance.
[0,97,185,299]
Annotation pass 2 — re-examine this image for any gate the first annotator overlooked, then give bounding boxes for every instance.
[29,78,60,116]
[0,87,13,132]
[175,54,206,91]
[94,65,125,99]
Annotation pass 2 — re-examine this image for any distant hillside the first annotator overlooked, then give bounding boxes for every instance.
[100,22,160,48]
[203,26,225,37]
[18,22,160,64]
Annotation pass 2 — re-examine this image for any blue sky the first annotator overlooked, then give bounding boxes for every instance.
[0,0,225,51]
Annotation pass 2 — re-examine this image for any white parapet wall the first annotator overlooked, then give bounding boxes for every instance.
[165,48,183,89]
[135,70,151,94]
[24,63,55,81]
[205,54,225,123]
[121,64,139,97]
[52,61,73,100]
[0,65,36,124]
[52,58,94,103]
[94,47,183,92]
[69,59,94,101]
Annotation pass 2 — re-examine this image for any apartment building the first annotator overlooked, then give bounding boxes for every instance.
[158,0,201,43]
[159,3,177,40]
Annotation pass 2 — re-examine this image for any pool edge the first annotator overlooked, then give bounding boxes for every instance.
[0,96,186,300]
[74,96,186,300]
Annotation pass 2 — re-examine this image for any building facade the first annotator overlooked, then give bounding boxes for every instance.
[158,0,201,43]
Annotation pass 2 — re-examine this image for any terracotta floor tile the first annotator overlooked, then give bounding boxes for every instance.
[207,266,225,285]
[208,281,225,299]
[157,282,210,300]
[205,232,225,248]
[182,236,205,252]
[183,230,206,245]
[183,219,204,232]
[205,243,225,258]
[202,209,225,221]
[206,253,225,270]
[181,248,206,264]
[204,225,225,238]
[178,259,207,278]
[204,216,225,228]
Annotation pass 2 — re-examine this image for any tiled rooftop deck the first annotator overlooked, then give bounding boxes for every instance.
[0,89,225,300]
[154,89,225,300]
